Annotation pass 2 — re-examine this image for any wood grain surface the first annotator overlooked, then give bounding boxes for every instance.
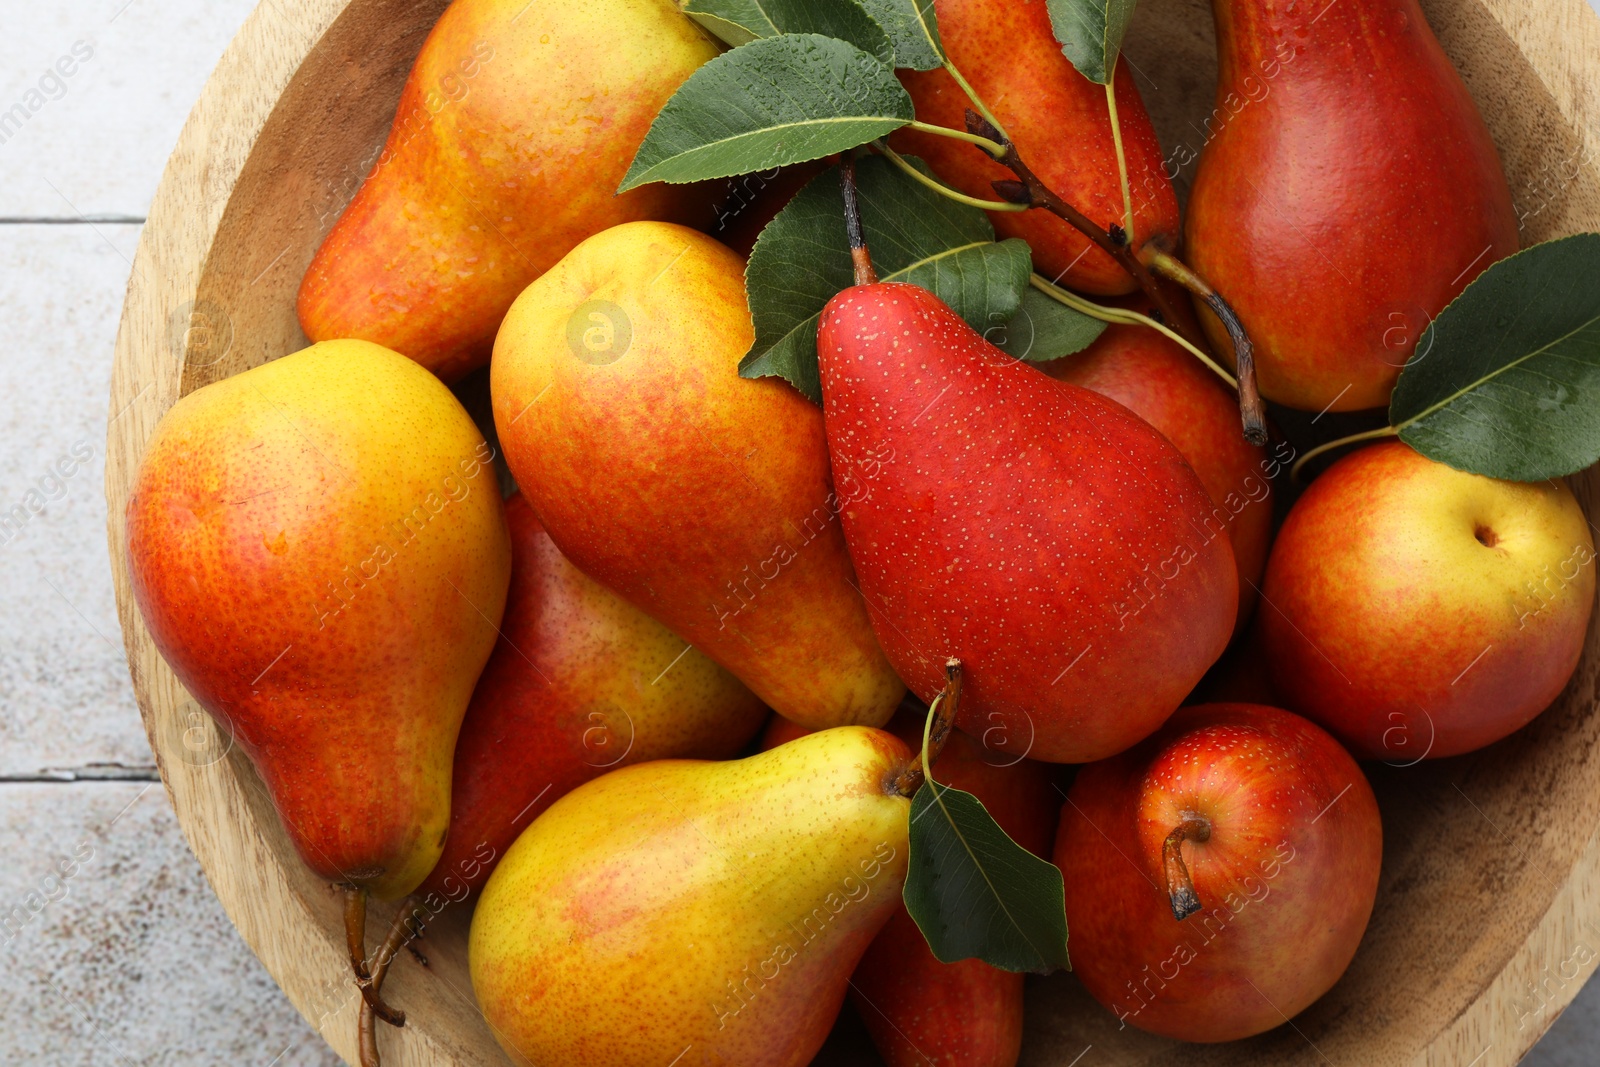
[102,0,1600,1064]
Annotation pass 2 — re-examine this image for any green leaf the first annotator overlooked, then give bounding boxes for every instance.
[904,779,1071,973]
[855,0,944,70]
[1046,0,1138,84]
[619,35,913,192]
[680,0,895,65]
[987,286,1107,362]
[1390,233,1600,481]
[741,155,1034,403]
[682,7,760,47]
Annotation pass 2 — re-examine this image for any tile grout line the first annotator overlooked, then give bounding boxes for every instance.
[0,216,146,225]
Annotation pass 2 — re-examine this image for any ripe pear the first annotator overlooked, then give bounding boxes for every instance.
[1044,307,1276,634]
[125,340,512,901]
[491,221,904,730]
[297,0,720,382]
[817,281,1237,764]
[418,491,766,904]
[889,0,1178,293]
[1057,703,1382,1041]
[1260,441,1595,759]
[1184,0,1518,411]
[469,727,914,1066]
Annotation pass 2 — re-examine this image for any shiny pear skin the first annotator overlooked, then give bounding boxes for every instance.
[470,727,913,1066]
[491,221,904,730]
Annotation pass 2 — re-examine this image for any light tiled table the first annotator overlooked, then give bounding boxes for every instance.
[1,1,1595,1064]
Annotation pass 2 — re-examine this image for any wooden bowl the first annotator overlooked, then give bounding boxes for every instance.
[105,0,1600,1063]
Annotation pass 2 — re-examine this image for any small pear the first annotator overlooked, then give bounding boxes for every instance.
[470,727,914,1066]
[126,340,512,900]
[418,491,766,904]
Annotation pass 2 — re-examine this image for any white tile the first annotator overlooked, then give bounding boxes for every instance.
[0,0,256,218]
[0,781,338,1064]
[0,223,147,777]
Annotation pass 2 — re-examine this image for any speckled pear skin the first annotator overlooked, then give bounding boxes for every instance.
[418,492,766,903]
[125,340,512,900]
[816,281,1238,765]
[296,0,720,382]
[469,727,913,1067]
[492,221,905,731]
[1184,0,1518,411]
[1056,703,1382,1042]
[889,0,1178,294]
[1044,304,1276,638]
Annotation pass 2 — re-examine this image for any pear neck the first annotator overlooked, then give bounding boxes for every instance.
[1210,0,1307,84]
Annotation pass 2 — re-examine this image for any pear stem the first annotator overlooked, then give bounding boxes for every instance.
[1030,274,1239,390]
[1289,425,1400,485]
[1104,59,1136,245]
[940,60,1009,142]
[358,898,426,1067]
[342,885,370,983]
[840,152,879,286]
[1162,817,1212,921]
[891,659,963,797]
[873,141,1029,212]
[1141,249,1268,446]
[905,119,1006,159]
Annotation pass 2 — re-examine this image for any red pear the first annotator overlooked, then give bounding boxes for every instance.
[1184,0,1518,411]
[817,280,1238,764]
[1043,309,1277,632]
[418,493,766,905]
[890,0,1178,293]
[1056,703,1381,1042]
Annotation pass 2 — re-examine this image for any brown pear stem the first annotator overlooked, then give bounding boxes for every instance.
[358,899,426,1067]
[969,110,1199,347]
[839,152,879,286]
[1162,817,1213,921]
[891,659,963,797]
[342,885,370,982]
[1141,249,1268,446]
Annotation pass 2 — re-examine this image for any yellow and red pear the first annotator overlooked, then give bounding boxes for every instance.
[297,0,720,382]
[126,340,511,901]
[492,221,904,730]
[470,727,915,1066]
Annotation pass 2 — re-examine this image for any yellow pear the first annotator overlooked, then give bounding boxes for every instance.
[469,727,914,1066]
